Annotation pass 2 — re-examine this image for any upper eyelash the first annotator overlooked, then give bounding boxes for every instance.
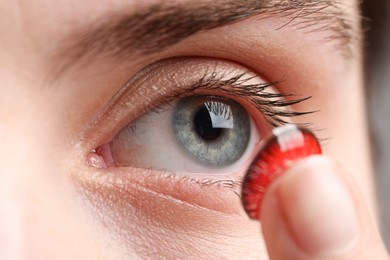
[143,69,314,128]
[192,71,314,127]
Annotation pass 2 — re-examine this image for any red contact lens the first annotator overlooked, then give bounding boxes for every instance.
[241,125,322,220]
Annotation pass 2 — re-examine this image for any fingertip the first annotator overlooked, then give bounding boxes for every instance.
[261,155,381,259]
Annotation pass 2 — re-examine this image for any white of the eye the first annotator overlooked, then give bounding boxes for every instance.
[111,103,261,174]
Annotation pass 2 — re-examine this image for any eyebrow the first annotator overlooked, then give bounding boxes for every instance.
[58,0,358,71]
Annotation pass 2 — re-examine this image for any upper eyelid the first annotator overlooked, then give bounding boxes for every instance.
[80,58,312,150]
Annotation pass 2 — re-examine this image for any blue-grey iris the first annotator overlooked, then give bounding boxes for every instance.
[173,96,250,167]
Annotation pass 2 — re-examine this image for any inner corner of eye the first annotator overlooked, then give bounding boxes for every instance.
[94,95,263,174]
[85,144,115,169]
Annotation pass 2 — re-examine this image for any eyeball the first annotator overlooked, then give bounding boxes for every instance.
[104,95,262,174]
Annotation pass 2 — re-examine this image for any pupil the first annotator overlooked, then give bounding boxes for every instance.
[194,105,223,141]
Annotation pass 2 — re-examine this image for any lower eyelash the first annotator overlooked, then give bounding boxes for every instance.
[178,175,241,189]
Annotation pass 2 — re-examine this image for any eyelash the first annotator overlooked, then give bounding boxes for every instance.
[130,69,313,131]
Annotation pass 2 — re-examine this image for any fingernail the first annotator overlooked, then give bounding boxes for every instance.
[277,156,360,256]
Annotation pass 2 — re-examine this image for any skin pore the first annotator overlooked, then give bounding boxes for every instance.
[0,0,383,259]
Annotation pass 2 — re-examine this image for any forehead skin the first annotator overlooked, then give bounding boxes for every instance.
[0,0,373,259]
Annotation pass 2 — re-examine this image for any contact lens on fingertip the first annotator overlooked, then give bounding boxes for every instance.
[241,125,322,221]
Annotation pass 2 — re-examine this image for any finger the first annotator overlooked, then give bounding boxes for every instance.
[260,155,388,260]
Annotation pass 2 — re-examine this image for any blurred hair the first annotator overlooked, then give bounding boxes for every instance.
[362,0,389,68]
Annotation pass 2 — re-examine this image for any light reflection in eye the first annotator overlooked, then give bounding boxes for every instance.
[108,95,261,174]
[204,101,234,129]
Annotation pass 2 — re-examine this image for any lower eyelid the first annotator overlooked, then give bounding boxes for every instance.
[73,167,244,215]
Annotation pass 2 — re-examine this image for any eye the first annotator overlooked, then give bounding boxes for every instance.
[106,95,261,174]
[84,58,311,175]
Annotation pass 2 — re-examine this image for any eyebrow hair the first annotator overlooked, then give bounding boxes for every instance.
[58,0,358,72]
